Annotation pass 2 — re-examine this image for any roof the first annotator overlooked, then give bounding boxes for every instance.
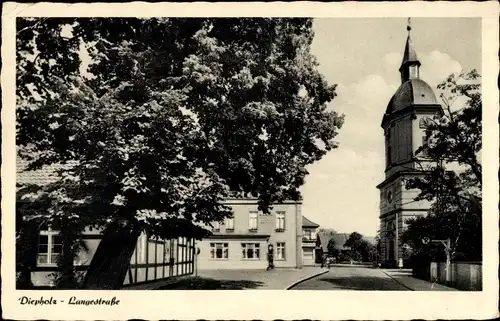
[385,79,439,115]
[16,158,77,187]
[399,34,420,71]
[302,216,319,228]
[316,229,350,251]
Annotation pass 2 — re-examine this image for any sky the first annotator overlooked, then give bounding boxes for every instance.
[299,18,481,236]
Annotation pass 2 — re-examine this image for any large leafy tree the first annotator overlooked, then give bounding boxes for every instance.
[16,18,344,289]
[344,232,372,262]
[403,70,482,263]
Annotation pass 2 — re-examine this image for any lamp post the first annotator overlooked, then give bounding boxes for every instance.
[422,237,451,285]
[267,244,274,271]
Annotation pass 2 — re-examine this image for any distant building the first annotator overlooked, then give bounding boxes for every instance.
[377,22,443,267]
[301,216,320,266]
[315,229,351,260]
[196,197,320,269]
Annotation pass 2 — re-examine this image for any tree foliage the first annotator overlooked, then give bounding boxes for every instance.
[344,232,373,262]
[403,70,482,262]
[326,238,339,258]
[16,18,344,288]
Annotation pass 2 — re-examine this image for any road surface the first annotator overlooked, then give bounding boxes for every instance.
[290,264,409,290]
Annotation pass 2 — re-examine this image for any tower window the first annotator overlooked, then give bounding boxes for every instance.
[421,135,429,157]
[409,65,419,79]
[386,146,392,166]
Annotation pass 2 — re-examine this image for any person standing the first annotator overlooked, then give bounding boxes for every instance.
[267,244,275,271]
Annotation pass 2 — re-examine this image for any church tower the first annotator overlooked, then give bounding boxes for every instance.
[377,19,443,267]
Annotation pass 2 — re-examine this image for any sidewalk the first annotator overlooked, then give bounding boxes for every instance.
[197,267,328,290]
[382,269,458,291]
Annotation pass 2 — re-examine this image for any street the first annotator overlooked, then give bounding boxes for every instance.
[290,265,410,290]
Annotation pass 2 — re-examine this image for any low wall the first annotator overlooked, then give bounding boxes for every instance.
[430,262,482,291]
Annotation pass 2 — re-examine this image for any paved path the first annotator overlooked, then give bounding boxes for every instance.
[197,267,328,290]
[382,269,458,291]
[291,264,409,290]
[290,265,458,291]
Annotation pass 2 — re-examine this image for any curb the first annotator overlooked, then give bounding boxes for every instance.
[380,269,414,291]
[286,269,329,290]
[381,269,458,291]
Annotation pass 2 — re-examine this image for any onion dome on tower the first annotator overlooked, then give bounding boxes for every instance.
[382,18,442,127]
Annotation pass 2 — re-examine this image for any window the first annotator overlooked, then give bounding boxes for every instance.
[225,217,234,231]
[303,229,312,240]
[276,242,286,260]
[210,243,228,259]
[276,212,285,231]
[249,212,258,231]
[212,221,220,232]
[241,243,260,260]
[38,228,62,265]
[421,135,429,157]
[385,128,392,167]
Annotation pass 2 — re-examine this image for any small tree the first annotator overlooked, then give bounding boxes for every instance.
[403,70,482,263]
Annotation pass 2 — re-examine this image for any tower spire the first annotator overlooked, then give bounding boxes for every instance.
[399,17,421,83]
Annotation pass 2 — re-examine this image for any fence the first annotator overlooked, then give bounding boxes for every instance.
[430,261,482,291]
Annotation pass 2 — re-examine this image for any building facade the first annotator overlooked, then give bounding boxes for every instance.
[197,198,319,270]
[377,22,443,267]
[28,226,194,287]
[301,217,320,266]
[16,159,195,288]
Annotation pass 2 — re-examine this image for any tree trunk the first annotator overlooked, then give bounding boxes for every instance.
[56,223,79,289]
[83,224,141,289]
